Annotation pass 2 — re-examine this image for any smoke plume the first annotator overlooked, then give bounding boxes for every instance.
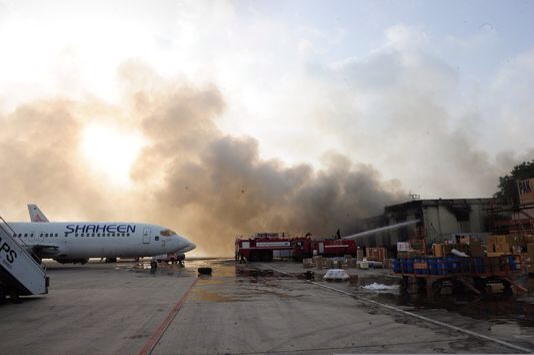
[0,68,404,256]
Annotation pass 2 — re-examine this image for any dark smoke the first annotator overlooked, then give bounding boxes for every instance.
[128,77,405,255]
[0,73,405,256]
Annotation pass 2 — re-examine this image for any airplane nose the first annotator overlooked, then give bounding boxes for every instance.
[174,236,196,254]
[176,235,189,250]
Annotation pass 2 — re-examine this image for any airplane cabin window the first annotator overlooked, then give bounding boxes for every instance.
[55,233,58,237]
[45,233,49,237]
[24,233,27,237]
[155,236,160,241]
[92,233,95,237]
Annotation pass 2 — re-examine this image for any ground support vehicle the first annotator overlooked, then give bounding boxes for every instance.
[0,218,48,303]
[392,255,527,297]
[235,234,359,262]
[291,237,358,260]
[235,234,293,262]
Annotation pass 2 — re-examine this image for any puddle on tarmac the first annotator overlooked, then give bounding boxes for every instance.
[236,268,275,278]
[124,258,238,278]
[343,273,534,331]
[189,288,242,303]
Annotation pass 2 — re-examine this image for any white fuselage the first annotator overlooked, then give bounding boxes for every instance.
[8,222,192,260]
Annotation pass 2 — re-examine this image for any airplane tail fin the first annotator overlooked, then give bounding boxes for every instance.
[28,204,50,222]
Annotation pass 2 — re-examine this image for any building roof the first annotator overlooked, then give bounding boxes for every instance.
[384,198,498,213]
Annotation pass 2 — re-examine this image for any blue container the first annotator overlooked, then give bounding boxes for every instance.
[436,258,447,275]
[459,258,468,273]
[508,256,517,271]
[447,256,460,274]
[420,259,429,275]
[414,258,420,274]
[406,258,414,273]
[428,259,438,275]
[475,258,484,273]
[392,259,401,273]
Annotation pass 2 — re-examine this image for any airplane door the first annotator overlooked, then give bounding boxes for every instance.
[143,228,151,244]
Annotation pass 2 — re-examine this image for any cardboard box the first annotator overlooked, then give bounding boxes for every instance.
[397,242,410,252]
[366,247,387,261]
[469,244,484,257]
[488,235,502,246]
[528,243,534,254]
[470,238,481,246]
[503,235,513,245]
[432,244,444,257]
[494,243,511,253]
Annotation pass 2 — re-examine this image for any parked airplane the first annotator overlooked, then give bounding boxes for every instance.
[5,205,196,265]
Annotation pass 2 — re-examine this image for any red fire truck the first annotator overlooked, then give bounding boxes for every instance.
[235,233,292,262]
[235,233,358,262]
[291,237,358,260]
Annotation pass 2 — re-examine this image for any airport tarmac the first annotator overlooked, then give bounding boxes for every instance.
[0,259,533,354]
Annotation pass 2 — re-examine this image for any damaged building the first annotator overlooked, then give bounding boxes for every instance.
[360,198,507,254]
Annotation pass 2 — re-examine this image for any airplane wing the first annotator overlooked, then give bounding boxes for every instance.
[29,244,60,257]
[27,204,50,222]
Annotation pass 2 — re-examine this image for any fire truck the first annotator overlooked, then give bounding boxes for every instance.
[235,233,358,262]
[235,233,292,262]
[292,237,358,260]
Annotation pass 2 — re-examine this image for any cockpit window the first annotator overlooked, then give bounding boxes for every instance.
[160,229,176,237]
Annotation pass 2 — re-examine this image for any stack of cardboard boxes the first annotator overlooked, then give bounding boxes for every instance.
[465,238,484,257]
[366,247,387,262]
[397,241,425,258]
[524,235,534,245]
[431,242,452,257]
[487,235,523,256]
[431,236,484,257]
[303,258,315,269]
[304,255,361,269]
